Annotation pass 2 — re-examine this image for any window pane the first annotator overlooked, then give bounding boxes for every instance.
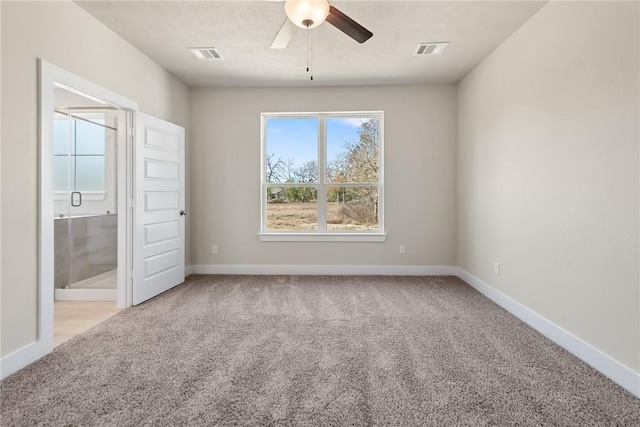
[75,156,105,191]
[74,118,105,155]
[327,117,380,183]
[54,155,70,191]
[327,187,379,231]
[266,186,318,231]
[54,117,70,155]
[265,117,318,184]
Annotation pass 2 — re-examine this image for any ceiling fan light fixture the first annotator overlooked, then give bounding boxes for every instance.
[285,0,330,29]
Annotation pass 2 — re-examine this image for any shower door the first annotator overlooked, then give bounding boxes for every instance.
[53,109,118,295]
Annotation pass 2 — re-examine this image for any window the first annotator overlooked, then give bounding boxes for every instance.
[260,112,385,241]
[54,113,106,192]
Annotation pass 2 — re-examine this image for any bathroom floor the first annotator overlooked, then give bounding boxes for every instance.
[54,301,121,347]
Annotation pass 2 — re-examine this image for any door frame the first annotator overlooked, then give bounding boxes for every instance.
[38,60,138,352]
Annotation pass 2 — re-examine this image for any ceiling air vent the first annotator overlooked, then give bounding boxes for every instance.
[414,42,449,56]
[188,47,224,60]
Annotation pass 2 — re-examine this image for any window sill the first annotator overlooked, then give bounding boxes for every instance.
[259,233,387,242]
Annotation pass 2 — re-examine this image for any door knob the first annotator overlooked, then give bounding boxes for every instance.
[180,210,187,216]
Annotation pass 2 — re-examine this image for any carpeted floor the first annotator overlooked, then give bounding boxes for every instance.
[1,275,639,426]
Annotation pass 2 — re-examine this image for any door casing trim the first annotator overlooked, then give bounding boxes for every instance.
[37,59,138,362]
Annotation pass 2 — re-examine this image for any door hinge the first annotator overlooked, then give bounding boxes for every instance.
[130,127,136,137]
[129,198,135,208]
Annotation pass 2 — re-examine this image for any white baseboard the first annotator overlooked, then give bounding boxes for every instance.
[455,267,640,398]
[1,340,50,380]
[68,269,117,289]
[54,288,117,301]
[189,264,458,276]
[185,265,194,277]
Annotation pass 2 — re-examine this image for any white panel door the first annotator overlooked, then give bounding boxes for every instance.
[133,112,185,304]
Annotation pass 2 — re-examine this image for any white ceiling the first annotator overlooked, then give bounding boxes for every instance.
[76,1,547,88]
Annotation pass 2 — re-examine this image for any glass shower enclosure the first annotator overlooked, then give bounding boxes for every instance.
[53,108,118,298]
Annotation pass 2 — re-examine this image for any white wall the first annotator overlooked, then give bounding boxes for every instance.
[1,1,190,357]
[457,1,639,373]
[190,85,457,268]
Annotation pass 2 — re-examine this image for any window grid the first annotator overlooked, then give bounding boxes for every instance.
[261,112,384,236]
[54,114,107,192]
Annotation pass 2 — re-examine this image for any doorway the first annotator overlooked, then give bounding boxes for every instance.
[37,60,185,360]
[38,60,138,356]
[53,88,122,301]
[50,87,125,345]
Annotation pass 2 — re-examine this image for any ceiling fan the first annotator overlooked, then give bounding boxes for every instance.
[271,0,373,49]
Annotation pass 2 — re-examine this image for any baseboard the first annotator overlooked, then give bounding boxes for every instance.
[67,269,116,289]
[455,267,640,398]
[190,264,458,276]
[185,265,194,277]
[54,288,117,301]
[1,340,50,380]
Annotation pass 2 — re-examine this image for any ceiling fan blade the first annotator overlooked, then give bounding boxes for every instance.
[271,18,297,49]
[325,6,373,44]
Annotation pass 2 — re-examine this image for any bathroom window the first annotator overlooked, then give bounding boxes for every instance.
[54,113,106,192]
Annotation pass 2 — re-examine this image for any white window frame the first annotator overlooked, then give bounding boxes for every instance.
[259,111,386,242]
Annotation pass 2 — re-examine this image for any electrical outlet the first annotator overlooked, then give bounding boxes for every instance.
[400,245,406,254]
[211,245,218,254]
[494,262,500,275]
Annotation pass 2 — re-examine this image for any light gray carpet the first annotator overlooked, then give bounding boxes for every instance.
[1,275,639,426]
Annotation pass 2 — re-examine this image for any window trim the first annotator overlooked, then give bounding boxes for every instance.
[260,111,385,242]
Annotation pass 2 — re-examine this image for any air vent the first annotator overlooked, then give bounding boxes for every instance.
[414,42,449,56]
[188,47,224,60]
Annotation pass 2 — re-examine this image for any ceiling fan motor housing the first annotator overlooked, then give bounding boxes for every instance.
[285,0,330,29]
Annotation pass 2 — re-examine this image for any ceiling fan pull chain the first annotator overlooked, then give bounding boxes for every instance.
[303,21,313,81]
[306,22,310,75]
